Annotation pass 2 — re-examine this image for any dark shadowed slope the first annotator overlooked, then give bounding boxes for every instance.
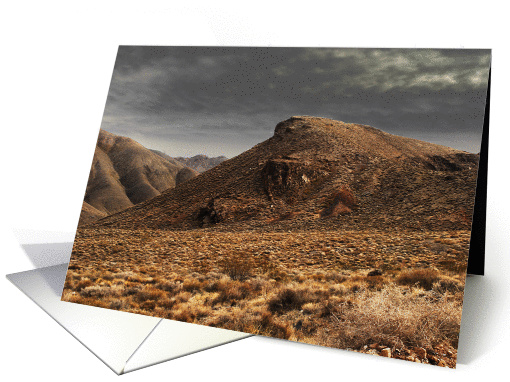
[94,116,479,232]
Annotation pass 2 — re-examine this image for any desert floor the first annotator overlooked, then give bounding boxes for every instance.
[62,227,470,368]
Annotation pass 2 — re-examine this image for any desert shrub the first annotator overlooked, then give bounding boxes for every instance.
[207,314,232,328]
[257,311,293,339]
[396,268,440,290]
[102,273,115,281]
[211,281,253,305]
[326,284,462,350]
[324,271,349,283]
[174,291,192,304]
[255,257,278,275]
[134,286,165,303]
[317,300,339,318]
[348,280,366,293]
[302,302,320,315]
[204,277,229,293]
[112,271,133,280]
[80,285,112,298]
[171,308,194,323]
[268,287,312,313]
[365,275,385,290]
[75,278,93,291]
[109,300,127,310]
[328,284,348,296]
[210,310,293,340]
[159,297,176,309]
[170,304,209,323]
[432,276,464,294]
[246,277,267,292]
[182,278,202,292]
[156,280,179,293]
[438,259,467,274]
[219,254,254,281]
[125,286,141,296]
[140,300,156,310]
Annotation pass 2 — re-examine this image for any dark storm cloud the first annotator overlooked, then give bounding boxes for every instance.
[101,47,490,157]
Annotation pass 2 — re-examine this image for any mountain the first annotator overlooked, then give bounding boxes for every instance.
[149,149,191,169]
[93,116,479,232]
[78,129,198,225]
[174,154,228,173]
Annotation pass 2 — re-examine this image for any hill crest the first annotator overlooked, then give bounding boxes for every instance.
[93,116,479,232]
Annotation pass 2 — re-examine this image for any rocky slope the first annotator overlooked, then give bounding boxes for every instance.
[93,116,479,232]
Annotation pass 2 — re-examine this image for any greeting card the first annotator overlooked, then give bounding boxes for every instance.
[63,47,490,368]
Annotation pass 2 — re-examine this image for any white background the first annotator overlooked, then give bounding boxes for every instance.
[1,1,509,381]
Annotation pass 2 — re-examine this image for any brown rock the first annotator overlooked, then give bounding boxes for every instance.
[380,348,391,357]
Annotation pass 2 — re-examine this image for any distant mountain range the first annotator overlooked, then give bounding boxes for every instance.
[92,116,479,232]
[172,154,227,173]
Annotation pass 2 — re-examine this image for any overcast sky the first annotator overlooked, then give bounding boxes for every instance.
[100,46,490,158]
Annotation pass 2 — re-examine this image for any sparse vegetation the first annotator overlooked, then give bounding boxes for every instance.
[62,227,469,368]
[396,268,440,290]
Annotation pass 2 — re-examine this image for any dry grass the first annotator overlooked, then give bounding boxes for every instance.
[396,268,440,290]
[324,284,462,350]
[62,228,470,368]
[219,253,254,281]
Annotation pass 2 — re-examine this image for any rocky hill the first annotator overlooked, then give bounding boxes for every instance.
[78,129,198,225]
[174,154,227,173]
[93,116,479,232]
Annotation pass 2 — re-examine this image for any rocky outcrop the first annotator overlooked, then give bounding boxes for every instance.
[261,158,328,202]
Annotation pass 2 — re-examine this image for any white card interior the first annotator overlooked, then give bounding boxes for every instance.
[7,263,250,374]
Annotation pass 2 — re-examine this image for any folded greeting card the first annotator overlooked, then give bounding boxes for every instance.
[62,47,490,368]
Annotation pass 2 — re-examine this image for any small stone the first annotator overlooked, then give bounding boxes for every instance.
[369,343,379,349]
[447,350,453,357]
[380,348,391,357]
